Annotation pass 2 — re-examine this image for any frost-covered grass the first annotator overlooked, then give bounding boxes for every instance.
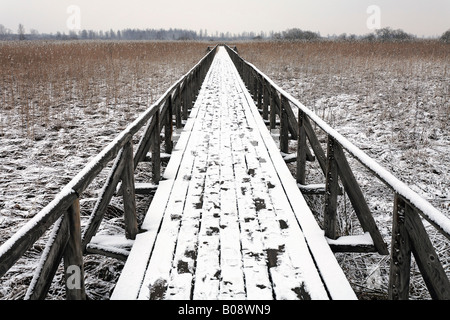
[237,40,449,299]
[0,40,448,300]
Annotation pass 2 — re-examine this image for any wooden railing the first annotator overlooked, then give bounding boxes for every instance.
[224,45,450,300]
[0,45,218,300]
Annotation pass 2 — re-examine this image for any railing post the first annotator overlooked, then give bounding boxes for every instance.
[280,96,290,153]
[182,81,188,121]
[262,80,269,120]
[296,110,307,185]
[151,109,161,183]
[324,136,339,239]
[269,87,277,130]
[164,96,173,154]
[64,198,86,300]
[175,85,182,129]
[257,74,263,112]
[389,194,412,300]
[121,140,138,240]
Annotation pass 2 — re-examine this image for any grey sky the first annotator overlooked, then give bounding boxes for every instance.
[0,0,448,37]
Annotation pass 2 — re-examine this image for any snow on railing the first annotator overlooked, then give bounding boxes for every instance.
[0,45,218,300]
[225,44,450,300]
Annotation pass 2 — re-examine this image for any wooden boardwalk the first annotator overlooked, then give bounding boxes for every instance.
[111,47,356,300]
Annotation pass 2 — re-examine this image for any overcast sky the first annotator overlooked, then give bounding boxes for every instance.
[0,0,448,37]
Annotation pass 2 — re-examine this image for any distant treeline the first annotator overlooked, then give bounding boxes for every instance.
[1,24,449,42]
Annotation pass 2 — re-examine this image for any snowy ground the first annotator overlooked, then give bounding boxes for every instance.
[0,41,448,300]
[0,41,206,299]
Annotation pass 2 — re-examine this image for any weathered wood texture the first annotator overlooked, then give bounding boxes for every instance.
[0,45,218,300]
[225,45,449,300]
[112,46,356,301]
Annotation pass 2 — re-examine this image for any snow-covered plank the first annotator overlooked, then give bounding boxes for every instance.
[137,94,209,300]
[114,46,357,301]
[111,81,206,300]
[231,135,274,300]
[230,65,328,299]
[192,86,223,300]
[164,96,211,300]
[234,60,357,300]
[216,86,246,300]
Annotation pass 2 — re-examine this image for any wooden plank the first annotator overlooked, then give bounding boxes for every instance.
[233,57,357,300]
[85,244,129,261]
[327,233,377,253]
[230,124,274,300]
[138,63,215,300]
[227,49,329,299]
[138,105,204,300]
[217,88,246,299]
[164,89,212,300]
[110,181,172,300]
[111,78,206,300]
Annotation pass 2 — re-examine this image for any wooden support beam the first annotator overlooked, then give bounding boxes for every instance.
[262,80,269,120]
[164,96,173,154]
[296,110,307,185]
[303,115,327,176]
[175,85,182,129]
[82,149,127,249]
[151,109,161,183]
[64,199,86,300]
[269,86,277,130]
[182,80,189,121]
[121,141,138,240]
[26,215,69,300]
[324,136,339,240]
[280,96,290,153]
[404,199,450,299]
[389,194,412,300]
[257,74,263,112]
[133,112,158,169]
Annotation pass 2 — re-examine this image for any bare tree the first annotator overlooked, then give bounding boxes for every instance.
[18,23,26,40]
[440,29,450,43]
[0,24,9,39]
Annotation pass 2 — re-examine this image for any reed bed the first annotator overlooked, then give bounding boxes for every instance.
[0,41,207,137]
[0,40,448,299]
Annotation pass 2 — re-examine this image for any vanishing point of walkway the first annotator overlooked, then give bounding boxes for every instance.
[111,47,357,300]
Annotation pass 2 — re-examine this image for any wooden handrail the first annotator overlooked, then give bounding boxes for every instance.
[224,45,450,240]
[0,45,218,299]
[224,44,450,300]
